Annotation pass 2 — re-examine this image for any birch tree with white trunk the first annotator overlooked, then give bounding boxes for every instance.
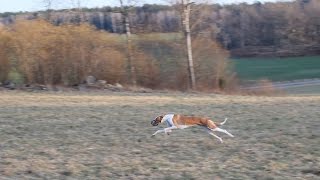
[119,0,138,86]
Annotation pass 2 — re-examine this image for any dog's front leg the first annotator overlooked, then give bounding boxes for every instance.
[152,127,176,137]
[152,129,165,136]
[164,126,177,135]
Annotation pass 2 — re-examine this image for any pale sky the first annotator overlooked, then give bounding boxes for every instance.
[0,0,292,13]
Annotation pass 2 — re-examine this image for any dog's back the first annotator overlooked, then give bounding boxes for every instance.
[173,115,220,129]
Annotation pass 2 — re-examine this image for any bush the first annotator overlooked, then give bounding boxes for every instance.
[8,69,24,85]
[8,20,128,85]
[0,20,235,91]
[192,35,234,91]
[0,27,12,82]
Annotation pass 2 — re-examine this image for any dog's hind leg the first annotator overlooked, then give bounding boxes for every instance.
[212,127,234,137]
[209,132,223,143]
[204,128,223,143]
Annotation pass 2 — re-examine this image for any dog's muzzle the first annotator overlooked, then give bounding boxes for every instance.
[151,120,158,126]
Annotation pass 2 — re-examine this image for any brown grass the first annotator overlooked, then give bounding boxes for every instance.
[1,91,319,179]
[243,79,285,96]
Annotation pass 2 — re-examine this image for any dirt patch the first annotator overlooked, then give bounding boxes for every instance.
[0,91,319,179]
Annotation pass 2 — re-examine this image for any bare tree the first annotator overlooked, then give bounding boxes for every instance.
[119,0,137,86]
[42,0,53,20]
[181,0,196,89]
[71,0,83,24]
[70,0,82,12]
[168,0,210,90]
[169,0,232,90]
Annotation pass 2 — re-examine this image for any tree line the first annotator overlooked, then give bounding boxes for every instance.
[1,0,319,57]
[1,0,239,91]
[0,0,318,91]
[0,20,234,91]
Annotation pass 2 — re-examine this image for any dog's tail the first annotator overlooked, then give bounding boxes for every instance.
[217,118,228,126]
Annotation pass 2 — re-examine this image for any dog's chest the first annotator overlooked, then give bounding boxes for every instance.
[163,114,193,129]
[163,114,174,127]
[175,125,192,129]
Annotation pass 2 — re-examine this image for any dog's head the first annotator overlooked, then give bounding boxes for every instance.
[151,115,163,126]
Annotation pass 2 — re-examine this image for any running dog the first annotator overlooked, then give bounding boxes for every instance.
[151,114,234,143]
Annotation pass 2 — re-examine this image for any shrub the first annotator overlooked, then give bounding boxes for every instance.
[246,79,284,96]
[0,27,12,82]
[0,20,235,91]
[192,35,235,91]
[8,69,24,85]
[8,20,127,85]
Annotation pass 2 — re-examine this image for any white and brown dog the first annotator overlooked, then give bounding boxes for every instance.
[151,114,234,143]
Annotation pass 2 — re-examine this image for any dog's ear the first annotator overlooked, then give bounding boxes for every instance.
[157,115,164,121]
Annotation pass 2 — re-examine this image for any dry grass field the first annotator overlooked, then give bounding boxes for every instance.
[0,91,319,179]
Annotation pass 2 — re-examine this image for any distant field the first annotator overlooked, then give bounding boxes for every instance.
[233,56,320,82]
[1,92,319,179]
